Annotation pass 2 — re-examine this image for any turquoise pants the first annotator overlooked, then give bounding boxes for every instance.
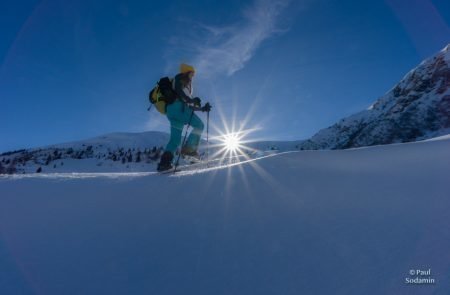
[165,100,204,155]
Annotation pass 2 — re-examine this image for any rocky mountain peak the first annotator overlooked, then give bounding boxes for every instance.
[299,44,450,150]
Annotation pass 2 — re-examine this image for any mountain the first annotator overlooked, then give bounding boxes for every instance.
[298,44,450,150]
[0,130,298,174]
[1,135,449,294]
[0,131,170,174]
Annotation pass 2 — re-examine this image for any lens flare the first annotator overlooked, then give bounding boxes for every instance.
[201,80,285,200]
[223,133,241,152]
[208,128,258,166]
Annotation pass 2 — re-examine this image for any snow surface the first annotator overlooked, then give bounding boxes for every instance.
[1,137,450,294]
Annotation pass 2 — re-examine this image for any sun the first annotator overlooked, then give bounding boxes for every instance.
[223,133,241,152]
[211,130,253,164]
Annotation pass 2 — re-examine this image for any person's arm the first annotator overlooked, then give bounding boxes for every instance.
[174,74,193,104]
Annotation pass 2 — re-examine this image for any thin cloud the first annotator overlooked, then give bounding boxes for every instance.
[169,0,291,78]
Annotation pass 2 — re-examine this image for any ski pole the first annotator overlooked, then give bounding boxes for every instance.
[206,109,210,167]
[173,108,194,173]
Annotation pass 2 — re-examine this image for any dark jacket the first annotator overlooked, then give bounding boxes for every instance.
[174,73,193,104]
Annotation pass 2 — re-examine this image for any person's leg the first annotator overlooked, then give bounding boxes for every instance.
[158,118,182,171]
[185,113,204,152]
[165,101,185,154]
[165,101,204,154]
[165,119,183,154]
[158,102,184,171]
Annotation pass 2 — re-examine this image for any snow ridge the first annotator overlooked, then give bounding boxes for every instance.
[299,44,450,150]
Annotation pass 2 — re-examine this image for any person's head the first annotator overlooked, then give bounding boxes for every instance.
[180,63,195,79]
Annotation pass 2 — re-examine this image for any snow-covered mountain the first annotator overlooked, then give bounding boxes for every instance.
[299,44,450,150]
[0,131,304,174]
[0,131,170,174]
[1,135,449,294]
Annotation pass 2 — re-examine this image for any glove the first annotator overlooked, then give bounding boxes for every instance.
[192,97,201,107]
[201,102,212,112]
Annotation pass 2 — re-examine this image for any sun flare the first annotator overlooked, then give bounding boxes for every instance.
[211,129,255,164]
[223,133,241,152]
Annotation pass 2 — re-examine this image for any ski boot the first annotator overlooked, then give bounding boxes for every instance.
[157,151,173,172]
[181,146,201,161]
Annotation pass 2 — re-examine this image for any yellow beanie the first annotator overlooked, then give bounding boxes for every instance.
[180,63,195,74]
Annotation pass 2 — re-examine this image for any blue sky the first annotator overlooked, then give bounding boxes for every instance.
[1,0,450,152]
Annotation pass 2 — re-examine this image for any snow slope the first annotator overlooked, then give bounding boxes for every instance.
[0,136,449,294]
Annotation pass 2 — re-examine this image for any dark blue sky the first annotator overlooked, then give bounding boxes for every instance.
[1,0,450,152]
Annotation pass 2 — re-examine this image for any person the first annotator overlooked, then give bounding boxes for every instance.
[157,63,211,172]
